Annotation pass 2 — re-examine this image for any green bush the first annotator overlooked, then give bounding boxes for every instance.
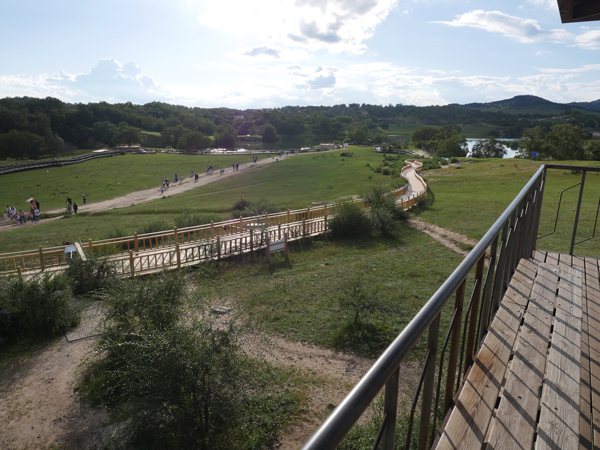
[449,157,460,164]
[0,273,79,338]
[328,202,372,239]
[86,271,298,450]
[382,168,390,176]
[174,209,220,228]
[374,166,382,173]
[66,256,116,297]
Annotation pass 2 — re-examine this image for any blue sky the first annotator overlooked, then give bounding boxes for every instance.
[1,0,599,108]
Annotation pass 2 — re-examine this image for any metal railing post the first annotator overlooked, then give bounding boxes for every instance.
[570,170,587,255]
[381,367,400,450]
[444,279,466,414]
[465,255,485,371]
[419,314,440,450]
[531,168,547,252]
[478,235,499,344]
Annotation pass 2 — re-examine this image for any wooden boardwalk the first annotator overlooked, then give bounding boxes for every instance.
[434,250,600,450]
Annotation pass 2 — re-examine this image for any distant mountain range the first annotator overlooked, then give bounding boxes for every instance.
[458,95,600,114]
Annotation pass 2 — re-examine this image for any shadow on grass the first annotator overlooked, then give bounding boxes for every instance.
[332,321,391,359]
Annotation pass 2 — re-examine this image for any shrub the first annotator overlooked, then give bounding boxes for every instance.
[328,202,372,239]
[449,157,460,164]
[0,273,79,338]
[86,271,298,450]
[232,198,251,211]
[382,168,390,176]
[174,209,220,228]
[370,208,398,239]
[374,166,382,173]
[66,256,116,297]
[235,198,279,218]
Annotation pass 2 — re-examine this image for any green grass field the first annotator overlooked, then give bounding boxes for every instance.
[418,159,600,257]
[0,148,404,252]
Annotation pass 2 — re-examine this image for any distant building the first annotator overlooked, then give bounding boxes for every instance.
[320,143,337,150]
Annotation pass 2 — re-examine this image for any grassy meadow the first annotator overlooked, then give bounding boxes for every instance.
[0,148,406,252]
[418,158,600,257]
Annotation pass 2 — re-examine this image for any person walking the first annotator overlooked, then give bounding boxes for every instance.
[35,200,40,210]
[82,194,87,204]
[34,207,39,223]
[73,203,78,214]
[67,197,72,206]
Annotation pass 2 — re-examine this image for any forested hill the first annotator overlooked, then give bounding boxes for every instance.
[0,95,598,160]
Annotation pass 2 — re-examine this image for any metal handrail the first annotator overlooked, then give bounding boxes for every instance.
[301,164,547,449]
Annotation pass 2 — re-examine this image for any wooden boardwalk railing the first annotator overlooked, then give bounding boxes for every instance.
[0,151,123,175]
[0,160,425,277]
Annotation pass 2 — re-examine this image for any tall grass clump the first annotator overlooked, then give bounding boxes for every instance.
[232,198,279,218]
[174,209,221,228]
[66,256,116,297]
[0,273,79,338]
[82,271,299,450]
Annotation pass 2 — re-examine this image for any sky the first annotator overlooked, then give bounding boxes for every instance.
[1,0,599,109]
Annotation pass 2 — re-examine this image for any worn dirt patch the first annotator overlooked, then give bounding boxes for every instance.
[409,219,479,258]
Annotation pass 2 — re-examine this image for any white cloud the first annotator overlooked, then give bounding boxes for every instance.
[435,10,575,44]
[526,0,558,11]
[197,0,399,54]
[0,58,167,104]
[435,10,600,49]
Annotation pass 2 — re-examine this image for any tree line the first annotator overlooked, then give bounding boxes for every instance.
[0,96,599,160]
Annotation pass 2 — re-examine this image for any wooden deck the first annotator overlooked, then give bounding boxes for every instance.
[434,250,600,450]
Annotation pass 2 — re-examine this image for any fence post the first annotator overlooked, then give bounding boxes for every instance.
[88,239,93,253]
[307,206,311,219]
[134,233,139,252]
[382,367,400,450]
[217,236,221,260]
[444,279,466,414]
[265,212,269,228]
[303,218,306,239]
[324,204,327,217]
[39,247,45,270]
[211,221,214,239]
[176,243,181,268]
[287,209,290,224]
[419,314,440,450]
[570,170,587,255]
[174,226,178,244]
[324,215,328,231]
[266,236,271,263]
[250,230,254,256]
[129,251,135,278]
[240,216,243,232]
[284,232,288,257]
[278,222,281,240]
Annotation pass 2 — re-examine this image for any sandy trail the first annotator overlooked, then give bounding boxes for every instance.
[0,155,285,232]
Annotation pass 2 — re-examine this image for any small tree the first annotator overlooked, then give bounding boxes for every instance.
[333,272,391,324]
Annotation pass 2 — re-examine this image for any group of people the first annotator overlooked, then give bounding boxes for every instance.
[6,199,40,225]
[66,196,84,214]
[159,162,245,195]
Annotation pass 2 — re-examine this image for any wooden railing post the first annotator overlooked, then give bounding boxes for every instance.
[287,209,290,224]
[174,226,178,243]
[217,236,221,260]
[250,230,254,256]
[39,247,44,270]
[176,243,181,268]
[240,216,243,232]
[266,236,271,263]
[307,206,311,220]
[284,232,288,257]
[265,212,269,228]
[134,233,139,252]
[278,223,281,240]
[88,239,93,253]
[129,251,135,278]
[303,218,306,239]
[211,221,214,239]
[324,204,327,217]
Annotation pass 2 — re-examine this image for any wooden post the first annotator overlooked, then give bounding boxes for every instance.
[174,226,178,243]
[16,266,22,280]
[307,206,311,220]
[88,239,93,253]
[211,221,214,239]
[176,243,181,268]
[39,247,45,270]
[284,232,288,258]
[217,236,221,260]
[265,212,269,228]
[240,216,243,232]
[266,236,271,263]
[250,230,254,256]
[303,218,306,239]
[129,251,135,278]
[278,223,281,240]
[287,209,290,224]
[324,204,327,217]
[324,215,328,231]
[134,233,139,252]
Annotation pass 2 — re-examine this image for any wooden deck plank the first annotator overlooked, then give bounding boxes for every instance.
[583,257,600,449]
[576,256,592,450]
[533,250,547,264]
[434,259,537,450]
[546,251,560,266]
[536,267,583,450]
[485,264,558,450]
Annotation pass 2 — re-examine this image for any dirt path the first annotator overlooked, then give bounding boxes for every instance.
[0,154,287,232]
[0,302,419,450]
[409,219,479,257]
